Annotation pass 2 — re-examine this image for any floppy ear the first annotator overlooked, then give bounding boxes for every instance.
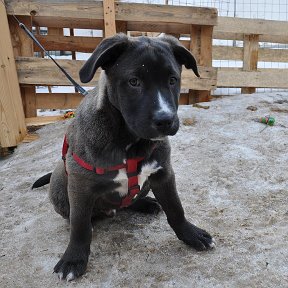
[160,35,200,78]
[79,34,129,83]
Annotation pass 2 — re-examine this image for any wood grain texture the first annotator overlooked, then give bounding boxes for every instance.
[9,15,37,118]
[103,0,116,37]
[0,5,26,148]
[36,93,83,109]
[16,57,215,91]
[218,68,288,88]
[6,1,217,26]
[241,34,259,94]
[25,115,64,127]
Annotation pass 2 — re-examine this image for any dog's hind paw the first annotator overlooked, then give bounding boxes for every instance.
[174,220,216,251]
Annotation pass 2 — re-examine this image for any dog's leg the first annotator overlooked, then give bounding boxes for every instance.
[54,177,95,281]
[49,161,69,219]
[149,169,215,251]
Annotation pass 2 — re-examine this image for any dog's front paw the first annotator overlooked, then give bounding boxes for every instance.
[54,255,88,281]
[175,220,216,251]
[128,196,162,214]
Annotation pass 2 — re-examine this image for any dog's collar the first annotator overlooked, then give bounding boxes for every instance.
[62,135,153,208]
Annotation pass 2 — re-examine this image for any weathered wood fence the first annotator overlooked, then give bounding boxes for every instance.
[1,0,288,149]
[5,0,218,120]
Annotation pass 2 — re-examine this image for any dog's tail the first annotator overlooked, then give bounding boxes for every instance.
[32,173,52,189]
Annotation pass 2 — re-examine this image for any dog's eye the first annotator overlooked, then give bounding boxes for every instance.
[169,77,178,85]
[129,78,140,87]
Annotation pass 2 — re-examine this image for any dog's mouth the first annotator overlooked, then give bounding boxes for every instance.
[151,136,167,141]
[128,118,179,141]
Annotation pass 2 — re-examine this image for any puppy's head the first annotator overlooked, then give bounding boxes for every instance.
[79,34,199,140]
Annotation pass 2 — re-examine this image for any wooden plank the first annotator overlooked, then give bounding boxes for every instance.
[242,34,259,94]
[46,27,64,94]
[216,17,288,37]
[115,3,218,26]
[14,12,288,44]
[191,30,288,44]
[16,57,215,91]
[9,15,37,118]
[258,48,288,62]
[188,25,201,104]
[16,57,98,86]
[0,5,26,148]
[6,1,218,26]
[25,116,64,127]
[36,93,83,109]
[127,21,190,35]
[188,25,214,103]
[48,27,63,36]
[22,133,40,143]
[33,17,104,30]
[217,68,288,88]
[212,46,243,60]
[213,46,288,62]
[182,67,216,91]
[103,0,116,37]
[200,26,213,66]
[116,21,127,33]
[7,1,104,20]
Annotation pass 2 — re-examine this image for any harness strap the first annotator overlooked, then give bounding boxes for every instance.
[62,136,145,208]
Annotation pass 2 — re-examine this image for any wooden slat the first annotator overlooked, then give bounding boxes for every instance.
[188,25,214,103]
[29,15,288,44]
[0,5,27,148]
[33,35,102,53]
[7,1,104,20]
[213,46,288,62]
[116,21,127,33]
[16,57,98,86]
[22,133,39,143]
[6,1,218,26]
[36,93,83,109]
[114,3,218,26]
[259,48,288,62]
[16,57,215,91]
[9,15,37,118]
[216,17,288,37]
[25,116,64,127]
[32,17,104,29]
[241,34,259,94]
[128,21,190,34]
[182,67,217,91]
[212,46,243,60]
[103,0,116,37]
[217,68,288,88]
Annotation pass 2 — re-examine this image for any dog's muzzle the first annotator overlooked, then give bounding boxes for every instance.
[152,113,179,135]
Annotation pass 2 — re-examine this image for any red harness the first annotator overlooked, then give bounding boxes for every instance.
[62,135,144,208]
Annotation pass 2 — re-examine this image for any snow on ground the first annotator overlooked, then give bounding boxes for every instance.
[0,92,287,287]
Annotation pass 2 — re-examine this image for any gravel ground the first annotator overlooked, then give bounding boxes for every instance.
[1,92,287,288]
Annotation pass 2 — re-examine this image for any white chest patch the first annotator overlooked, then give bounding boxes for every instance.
[113,161,162,197]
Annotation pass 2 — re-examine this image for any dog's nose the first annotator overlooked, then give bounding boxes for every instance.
[153,113,174,131]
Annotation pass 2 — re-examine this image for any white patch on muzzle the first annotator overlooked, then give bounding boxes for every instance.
[157,91,173,114]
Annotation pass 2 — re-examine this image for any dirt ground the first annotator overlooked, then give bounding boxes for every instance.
[1,92,287,288]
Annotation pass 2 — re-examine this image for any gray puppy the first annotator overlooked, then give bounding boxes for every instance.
[34,34,215,281]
